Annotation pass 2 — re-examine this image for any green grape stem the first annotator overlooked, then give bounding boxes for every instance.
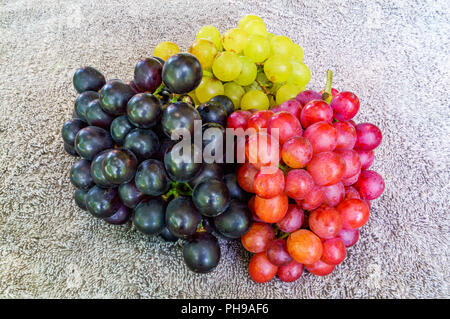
[255,78,273,97]
[322,69,333,103]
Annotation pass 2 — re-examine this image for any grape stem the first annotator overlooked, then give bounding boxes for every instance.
[321,69,333,103]
[255,78,273,97]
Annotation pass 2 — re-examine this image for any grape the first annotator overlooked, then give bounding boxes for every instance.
[192,179,230,217]
[253,168,285,199]
[276,204,304,233]
[321,238,346,265]
[128,80,141,94]
[197,101,228,127]
[135,159,170,196]
[248,252,278,283]
[195,77,224,103]
[309,206,343,239]
[234,56,257,86]
[165,196,201,239]
[330,91,360,121]
[104,205,131,225]
[127,93,162,128]
[162,53,203,94]
[300,100,334,128]
[270,35,293,56]
[164,143,203,182]
[342,170,361,186]
[288,61,311,87]
[267,111,303,145]
[223,82,245,108]
[123,128,160,161]
[303,122,338,154]
[212,51,242,82]
[337,198,370,229]
[183,232,221,273]
[153,41,180,61]
[101,148,138,185]
[73,66,105,94]
[247,110,274,133]
[281,136,313,168]
[275,83,303,105]
[99,79,136,115]
[74,126,113,160]
[301,185,324,211]
[354,123,383,151]
[285,169,315,200]
[223,173,251,203]
[241,222,276,253]
[85,99,114,129]
[264,55,292,83]
[277,260,304,282]
[90,150,115,188]
[243,35,270,63]
[209,95,234,115]
[307,151,346,186]
[133,57,163,93]
[133,198,166,235]
[74,188,88,211]
[74,91,99,122]
[85,186,121,218]
[335,149,362,179]
[238,15,264,29]
[160,227,178,242]
[354,170,385,200]
[189,163,224,188]
[196,25,222,51]
[70,159,94,190]
[321,182,345,207]
[333,121,357,150]
[356,149,375,170]
[161,102,201,138]
[344,186,361,200]
[337,228,359,247]
[213,200,252,239]
[118,180,146,209]
[287,229,323,264]
[305,260,335,276]
[241,18,267,37]
[291,43,304,62]
[61,119,87,146]
[254,193,289,223]
[271,99,302,119]
[266,239,292,266]
[222,28,248,54]
[188,38,218,70]
[295,90,322,106]
[110,115,134,145]
[240,90,269,111]
[245,132,280,169]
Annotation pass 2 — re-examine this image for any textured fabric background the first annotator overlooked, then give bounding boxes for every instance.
[0,0,449,299]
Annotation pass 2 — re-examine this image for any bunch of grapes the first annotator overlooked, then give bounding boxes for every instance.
[227,77,385,282]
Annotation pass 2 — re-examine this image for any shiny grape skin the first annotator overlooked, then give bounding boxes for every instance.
[73,66,106,94]
[192,179,230,217]
[165,197,201,239]
[74,188,88,210]
[164,143,203,183]
[101,148,138,185]
[266,239,292,266]
[90,150,115,188]
[85,186,121,218]
[64,142,79,157]
[61,119,87,146]
[213,200,253,239]
[133,58,163,93]
[85,99,115,129]
[133,198,167,236]
[74,126,113,160]
[188,163,224,189]
[134,159,170,196]
[197,101,228,127]
[223,173,251,203]
[210,95,235,115]
[123,128,160,161]
[118,180,147,209]
[159,226,178,242]
[70,159,94,190]
[74,91,99,122]
[104,205,131,225]
[110,115,135,146]
[202,122,225,162]
[161,102,201,138]
[127,93,162,128]
[183,232,220,273]
[99,79,136,116]
[162,53,203,94]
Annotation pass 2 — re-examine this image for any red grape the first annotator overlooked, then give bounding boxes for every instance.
[300,185,324,211]
[335,149,361,179]
[321,238,346,265]
[309,205,343,239]
[277,204,304,233]
[354,123,382,151]
[344,186,361,200]
[237,163,258,193]
[284,169,314,200]
[267,111,303,146]
[241,222,276,253]
[295,90,322,106]
[248,252,278,283]
[254,193,289,223]
[246,132,280,169]
[226,110,252,130]
[333,121,357,150]
[307,151,346,186]
[281,136,313,168]
[337,228,359,247]
[305,259,335,276]
[287,229,323,265]
[266,239,293,266]
[303,122,338,154]
[330,91,360,121]
[356,149,375,170]
[247,110,274,133]
[354,170,385,200]
[271,99,302,119]
[336,198,370,229]
[300,100,333,128]
[342,170,361,186]
[277,260,304,282]
[321,182,345,207]
[253,168,285,199]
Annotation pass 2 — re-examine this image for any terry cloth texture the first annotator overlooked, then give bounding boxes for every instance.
[0,0,449,298]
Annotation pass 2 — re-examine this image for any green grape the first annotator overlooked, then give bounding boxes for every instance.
[287,61,311,86]
[238,15,264,29]
[240,90,269,111]
[275,83,303,105]
[241,19,267,37]
[222,28,248,54]
[188,91,200,105]
[264,54,292,83]
[188,38,218,70]
[291,43,304,62]
[270,35,293,57]
[243,35,270,63]
[212,52,242,82]
[153,41,180,61]
[224,82,245,109]
[234,56,257,86]
[196,25,223,51]
[203,70,214,78]
[195,76,225,103]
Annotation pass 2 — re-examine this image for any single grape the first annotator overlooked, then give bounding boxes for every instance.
[275,83,303,105]
[254,193,289,223]
[85,186,121,218]
[90,150,115,188]
[85,99,114,129]
[270,35,293,56]
[281,136,313,168]
[290,43,304,62]
[307,151,346,186]
[234,55,257,86]
[240,90,269,111]
[161,101,201,138]
[277,204,304,233]
[321,238,346,265]
[110,116,134,146]
[73,66,105,94]
[271,99,302,119]
[301,185,324,211]
[209,95,234,115]
[300,100,334,128]
[295,90,322,106]
[99,79,135,116]
[223,82,245,108]
[162,53,203,94]
[74,188,88,210]
[277,260,304,282]
[336,198,370,230]
[267,111,303,145]
[165,196,201,239]
[213,200,252,239]
[212,51,242,82]
[303,122,338,154]
[247,110,274,133]
[222,28,248,54]
[164,143,203,182]
[305,259,335,276]
[196,25,222,50]
[118,180,147,209]
[104,205,131,225]
[123,128,160,161]
[153,41,180,61]
[197,101,228,127]
[337,228,359,247]
[238,15,263,28]
[133,198,166,235]
[226,109,252,130]
[330,91,360,121]
[74,126,113,160]
[192,179,230,217]
[133,57,163,93]
[183,232,220,273]
[354,170,385,200]
[127,93,161,128]
[253,168,285,199]
[288,61,311,87]
[61,119,87,146]
[241,222,276,253]
[70,159,94,190]
[333,121,357,150]
[248,252,278,283]
[266,239,292,266]
[74,91,99,122]
[309,206,343,239]
[195,77,224,103]
[321,182,345,207]
[285,169,315,200]
[245,132,280,169]
[241,18,267,37]
[356,149,375,170]
[135,159,170,196]
[243,35,270,63]
[188,38,218,70]
[264,55,292,83]
[354,123,383,151]
[287,229,323,264]
[101,149,137,185]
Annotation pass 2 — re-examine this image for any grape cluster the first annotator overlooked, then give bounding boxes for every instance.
[229,82,385,282]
